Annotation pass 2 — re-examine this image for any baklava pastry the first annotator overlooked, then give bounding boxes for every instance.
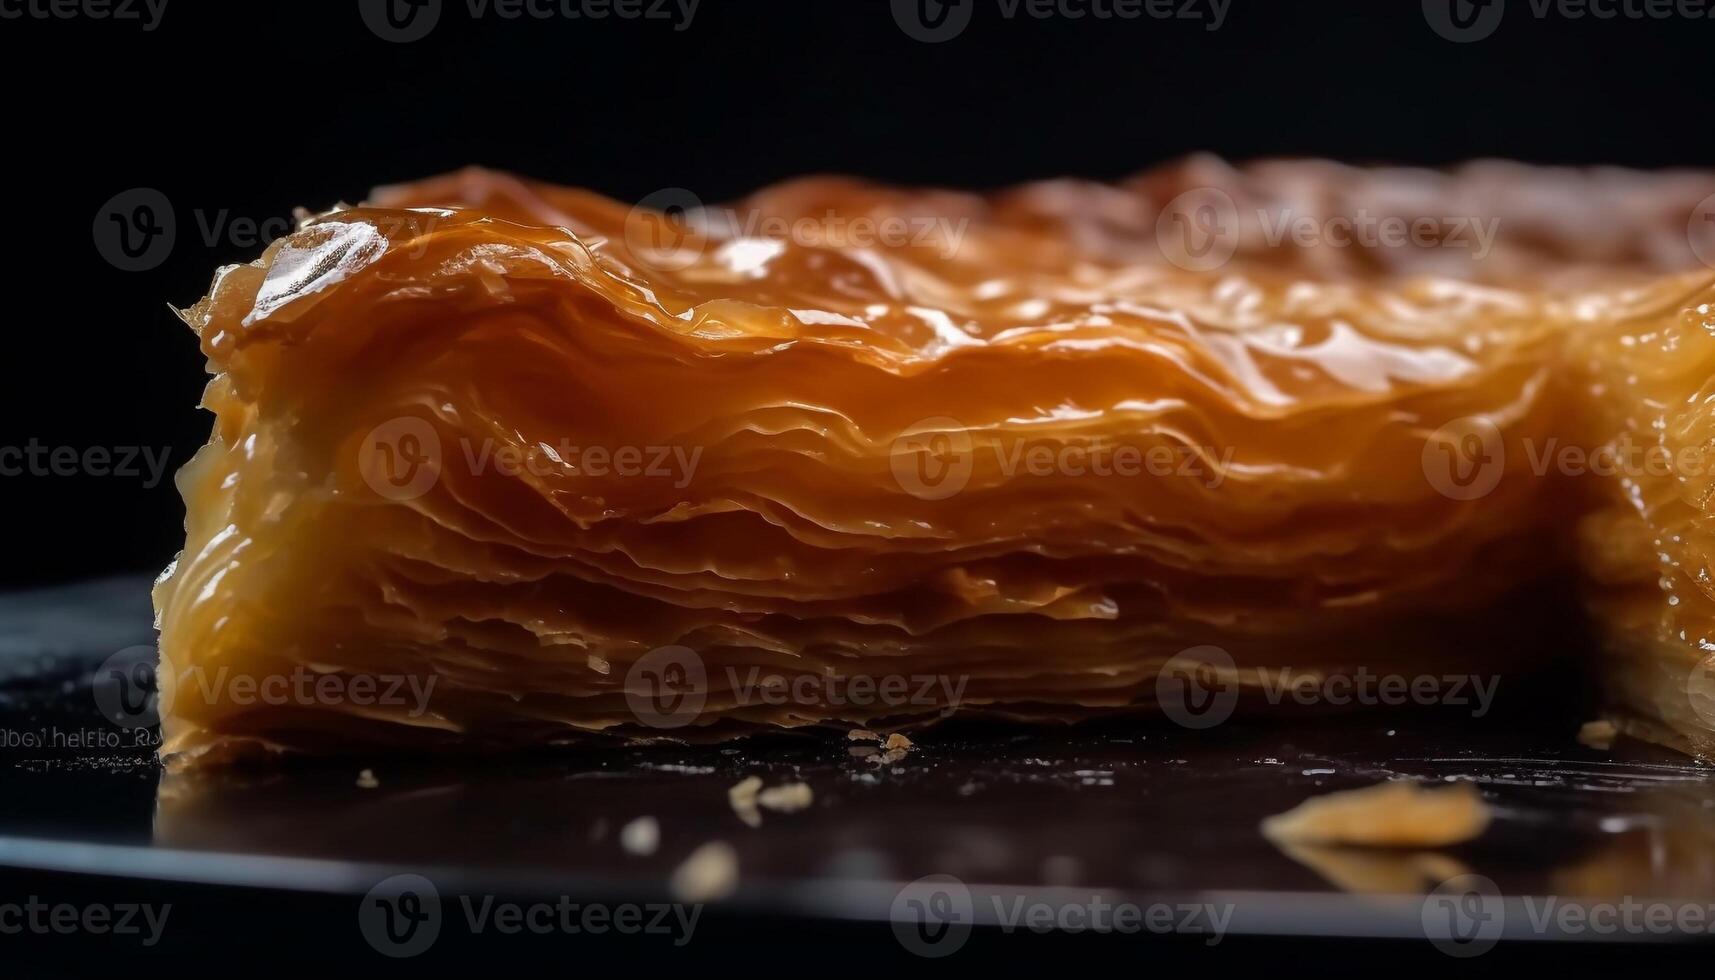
[1565,274,1715,758]
[153,164,1715,765]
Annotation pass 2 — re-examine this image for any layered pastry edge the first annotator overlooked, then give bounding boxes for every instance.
[152,160,1715,766]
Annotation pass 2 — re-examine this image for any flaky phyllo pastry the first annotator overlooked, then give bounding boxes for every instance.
[153,159,1715,766]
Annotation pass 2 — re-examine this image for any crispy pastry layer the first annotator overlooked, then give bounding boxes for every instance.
[154,161,1715,764]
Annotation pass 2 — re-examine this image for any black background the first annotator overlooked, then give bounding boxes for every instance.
[2,0,1712,588]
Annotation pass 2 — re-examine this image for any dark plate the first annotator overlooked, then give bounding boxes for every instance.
[3,575,1714,970]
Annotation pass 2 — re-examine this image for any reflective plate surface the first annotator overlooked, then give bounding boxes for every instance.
[2,576,1713,967]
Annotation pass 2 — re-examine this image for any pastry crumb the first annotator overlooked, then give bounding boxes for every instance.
[670,841,738,902]
[883,733,914,752]
[757,782,814,813]
[1261,781,1490,847]
[847,728,883,743]
[730,776,812,822]
[728,775,763,827]
[728,775,764,803]
[356,768,379,789]
[1578,719,1619,750]
[587,654,611,675]
[620,815,660,856]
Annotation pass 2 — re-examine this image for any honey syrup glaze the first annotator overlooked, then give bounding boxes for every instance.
[153,159,1715,764]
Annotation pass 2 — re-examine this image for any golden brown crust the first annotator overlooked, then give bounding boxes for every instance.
[153,161,1715,763]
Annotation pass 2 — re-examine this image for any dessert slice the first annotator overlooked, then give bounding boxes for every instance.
[152,164,1711,765]
[1566,274,1715,758]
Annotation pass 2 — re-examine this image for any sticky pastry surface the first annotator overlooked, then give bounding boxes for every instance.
[1564,275,1715,758]
[153,161,1715,765]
